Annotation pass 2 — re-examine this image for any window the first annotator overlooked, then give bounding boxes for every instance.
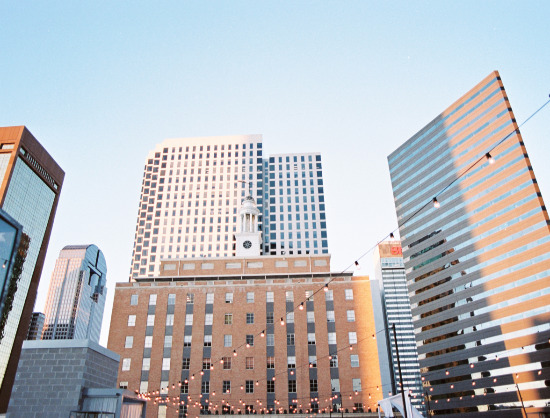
[266,312,274,324]
[267,356,275,369]
[119,381,128,389]
[205,313,213,325]
[162,358,171,370]
[352,378,362,392]
[354,403,364,413]
[180,381,188,394]
[287,333,295,346]
[206,293,214,304]
[325,290,333,301]
[328,332,337,345]
[122,358,131,371]
[349,332,357,344]
[149,294,157,305]
[347,310,355,322]
[131,294,138,305]
[331,378,340,392]
[202,381,210,394]
[285,291,293,302]
[166,314,174,326]
[125,336,133,348]
[287,356,296,368]
[185,314,193,325]
[204,335,212,347]
[224,313,233,325]
[246,357,254,369]
[286,312,294,324]
[144,336,153,348]
[266,291,274,302]
[246,313,254,324]
[245,380,254,393]
[267,334,274,346]
[309,355,317,368]
[345,289,354,300]
[224,334,232,347]
[330,354,338,367]
[223,381,231,394]
[203,358,211,370]
[164,335,172,347]
[288,380,297,393]
[128,315,136,326]
[182,358,190,369]
[142,358,150,371]
[267,381,275,393]
[308,333,316,344]
[326,310,335,322]
[222,357,231,369]
[310,379,318,392]
[147,314,155,326]
[186,293,194,304]
[305,290,314,301]
[184,335,192,346]
[225,292,233,303]
[168,294,176,305]
[350,354,360,368]
[307,311,315,323]
[246,292,254,303]
[246,334,254,346]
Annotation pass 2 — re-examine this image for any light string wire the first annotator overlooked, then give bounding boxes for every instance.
[135,96,550,412]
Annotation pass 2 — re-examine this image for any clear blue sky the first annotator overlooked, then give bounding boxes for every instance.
[1,1,549,344]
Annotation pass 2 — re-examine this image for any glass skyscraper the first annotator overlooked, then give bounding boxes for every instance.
[388,71,550,416]
[42,245,107,343]
[0,126,64,412]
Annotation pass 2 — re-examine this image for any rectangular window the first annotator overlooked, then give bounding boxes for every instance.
[326,310,335,322]
[330,354,338,368]
[266,312,274,324]
[147,314,155,326]
[182,358,190,369]
[204,335,212,347]
[245,380,254,394]
[119,381,128,389]
[286,312,294,324]
[246,292,254,303]
[222,357,231,369]
[267,356,275,369]
[206,293,214,304]
[145,336,153,348]
[350,354,360,368]
[149,294,157,305]
[162,358,171,370]
[224,313,233,325]
[305,290,314,301]
[142,358,150,371]
[267,381,275,393]
[325,289,333,301]
[184,335,192,346]
[223,381,231,394]
[164,335,172,347]
[202,381,210,394]
[310,379,318,392]
[307,311,315,323]
[168,294,176,305]
[307,333,316,344]
[185,314,193,325]
[128,315,136,326]
[122,358,131,371]
[267,334,274,346]
[347,310,355,322]
[352,378,362,392]
[288,380,297,393]
[125,336,133,348]
[140,381,148,394]
[205,313,213,325]
[225,292,233,303]
[349,332,357,344]
[331,378,340,392]
[246,334,254,346]
[345,289,354,300]
[203,358,211,370]
[266,291,274,303]
[285,291,293,302]
[246,357,254,370]
[131,295,138,305]
[309,355,317,368]
[186,293,194,304]
[166,314,174,326]
[328,332,336,345]
[287,333,295,346]
[246,313,254,324]
[180,382,188,394]
[287,356,296,368]
[224,334,232,347]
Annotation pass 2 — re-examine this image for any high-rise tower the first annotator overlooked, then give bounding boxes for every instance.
[388,72,550,416]
[42,245,107,342]
[0,126,64,412]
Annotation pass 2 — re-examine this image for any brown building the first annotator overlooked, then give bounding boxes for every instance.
[0,126,64,412]
[108,254,383,416]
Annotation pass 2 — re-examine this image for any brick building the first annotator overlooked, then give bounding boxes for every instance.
[107,254,383,416]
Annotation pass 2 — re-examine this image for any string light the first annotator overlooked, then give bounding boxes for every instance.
[280,317,285,326]
[433,197,440,208]
[485,152,495,164]
[299,302,304,310]
[324,283,329,292]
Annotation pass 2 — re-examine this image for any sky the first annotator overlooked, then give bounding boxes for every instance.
[1,1,549,345]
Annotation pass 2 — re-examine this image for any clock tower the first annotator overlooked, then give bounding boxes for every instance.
[235,194,262,257]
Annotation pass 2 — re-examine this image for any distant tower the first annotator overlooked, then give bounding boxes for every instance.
[235,194,261,256]
[26,312,45,341]
[42,245,107,342]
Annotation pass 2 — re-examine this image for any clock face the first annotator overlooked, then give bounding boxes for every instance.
[243,240,252,249]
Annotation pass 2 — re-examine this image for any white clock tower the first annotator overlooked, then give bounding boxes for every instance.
[235,194,262,257]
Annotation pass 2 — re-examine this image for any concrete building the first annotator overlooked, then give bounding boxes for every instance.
[129,136,327,280]
[373,241,424,415]
[42,244,107,342]
[25,312,44,341]
[0,126,64,412]
[388,71,550,416]
[108,254,383,417]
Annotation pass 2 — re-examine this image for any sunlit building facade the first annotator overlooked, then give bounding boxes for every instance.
[42,245,107,342]
[388,71,550,416]
[0,126,64,412]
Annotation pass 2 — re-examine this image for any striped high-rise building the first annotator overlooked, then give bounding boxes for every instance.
[388,71,550,416]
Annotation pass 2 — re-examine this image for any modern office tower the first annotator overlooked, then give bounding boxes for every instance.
[108,255,382,417]
[42,245,107,342]
[263,153,328,256]
[26,312,45,340]
[373,241,425,415]
[0,126,64,412]
[0,208,22,315]
[388,71,550,416]
[130,136,328,280]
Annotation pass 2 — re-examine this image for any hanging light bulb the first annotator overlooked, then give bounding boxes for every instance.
[349,345,353,351]
[280,317,285,326]
[260,330,265,337]
[485,152,495,164]
[433,197,440,208]
[233,350,237,357]
[324,283,329,292]
[389,232,395,239]
[299,302,304,310]
[372,334,376,339]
